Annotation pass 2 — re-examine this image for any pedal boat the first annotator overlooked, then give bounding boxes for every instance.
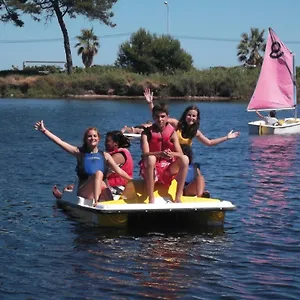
[57,179,236,229]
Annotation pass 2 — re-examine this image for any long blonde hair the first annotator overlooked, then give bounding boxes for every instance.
[81,127,100,152]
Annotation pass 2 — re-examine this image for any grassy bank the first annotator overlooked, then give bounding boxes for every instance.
[0,65,298,101]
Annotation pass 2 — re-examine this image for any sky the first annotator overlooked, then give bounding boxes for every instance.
[1,0,300,70]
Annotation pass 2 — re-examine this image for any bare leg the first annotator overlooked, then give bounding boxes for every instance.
[93,171,104,203]
[174,155,189,203]
[197,175,205,197]
[121,126,134,133]
[77,171,104,203]
[132,128,144,134]
[99,187,113,201]
[184,169,205,197]
[144,156,156,204]
[52,185,63,199]
[169,155,189,203]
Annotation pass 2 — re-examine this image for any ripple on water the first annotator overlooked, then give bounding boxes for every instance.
[1,100,300,298]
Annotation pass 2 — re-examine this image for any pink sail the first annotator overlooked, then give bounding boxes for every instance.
[247,28,296,111]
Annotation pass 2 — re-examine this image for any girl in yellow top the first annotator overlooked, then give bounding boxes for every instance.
[144,88,240,196]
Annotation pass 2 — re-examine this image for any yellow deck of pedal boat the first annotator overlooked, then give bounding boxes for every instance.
[58,179,236,229]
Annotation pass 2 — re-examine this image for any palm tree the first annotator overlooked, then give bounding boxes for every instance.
[237,28,266,67]
[75,28,99,68]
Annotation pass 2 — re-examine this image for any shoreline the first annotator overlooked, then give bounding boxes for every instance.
[67,94,234,101]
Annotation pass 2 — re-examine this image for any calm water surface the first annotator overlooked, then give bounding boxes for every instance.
[0,99,299,299]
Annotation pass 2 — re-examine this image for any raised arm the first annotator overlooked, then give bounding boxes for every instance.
[144,88,179,129]
[167,117,179,129]
[195,129,240,146]
[35,120,79,156]
[256,110,265,120]
[104,152,132,181]
[144,88,154,112]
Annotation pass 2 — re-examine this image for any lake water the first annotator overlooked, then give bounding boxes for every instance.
[0,98,299,299]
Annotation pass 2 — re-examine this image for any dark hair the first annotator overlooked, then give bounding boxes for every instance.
[106,130,131,148]
[177,105,200,139]
[181,145,193,164]
[270,110,276,117]
[152,103,169,117]
[81,127,100,152]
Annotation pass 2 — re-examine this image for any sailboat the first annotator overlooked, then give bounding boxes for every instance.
[247,28,300,135]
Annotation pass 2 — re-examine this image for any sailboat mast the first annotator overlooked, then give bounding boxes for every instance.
[294,54,297,119]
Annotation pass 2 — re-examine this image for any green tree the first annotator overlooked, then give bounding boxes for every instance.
[18,0,117,74]
[152,35,193,74]
[75,28,99,68]
[0,0,25,26]
[116,29,156,74]
[237,28,266,67]
[115,28,193,74]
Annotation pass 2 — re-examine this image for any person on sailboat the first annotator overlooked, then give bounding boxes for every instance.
[255,110,278,125]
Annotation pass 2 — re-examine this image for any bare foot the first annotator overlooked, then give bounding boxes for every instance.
[64,184,74,192]
[148,198,155,204]
[52,185,63,199]
[174,199,182,203]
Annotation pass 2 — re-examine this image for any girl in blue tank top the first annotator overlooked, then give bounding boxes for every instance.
[34,121,132,205]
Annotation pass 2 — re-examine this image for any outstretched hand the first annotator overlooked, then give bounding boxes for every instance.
[35,120,46,132]
[144,88,153,103]
[227,130,240,140]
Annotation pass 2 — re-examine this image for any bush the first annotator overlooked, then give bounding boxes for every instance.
[0,65,268,100]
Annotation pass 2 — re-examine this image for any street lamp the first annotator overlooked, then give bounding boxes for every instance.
[164,1,169,35]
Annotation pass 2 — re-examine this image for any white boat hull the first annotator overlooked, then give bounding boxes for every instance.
[248,119,300,135]
[56,179,236,229]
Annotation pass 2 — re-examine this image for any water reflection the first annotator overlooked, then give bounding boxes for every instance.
[67,226,226,299]
[2,100,300,299]
[245,135,300,296]
[249,135,297,204]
